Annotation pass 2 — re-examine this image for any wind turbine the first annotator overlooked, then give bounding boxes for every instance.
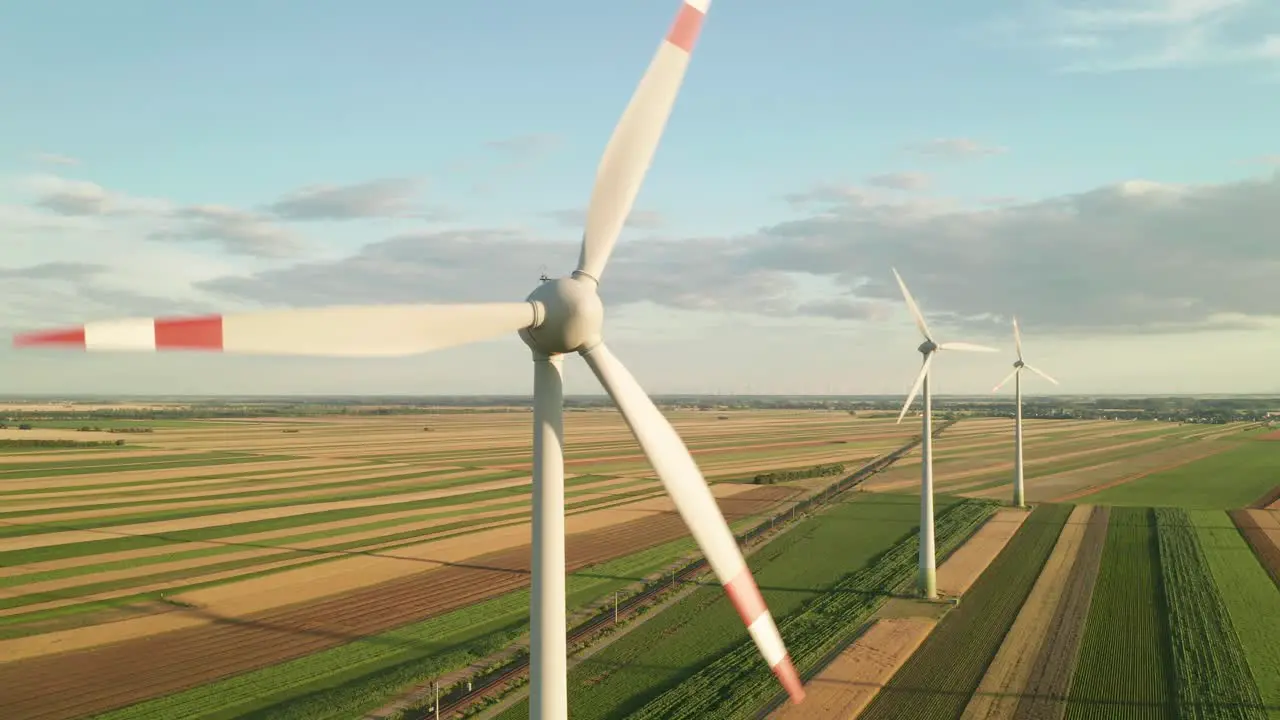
[10,1,806,716]
[992,318,1059,508]
[891,268,997,599]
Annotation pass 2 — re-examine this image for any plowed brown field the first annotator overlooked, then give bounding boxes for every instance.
[0,485,795,720]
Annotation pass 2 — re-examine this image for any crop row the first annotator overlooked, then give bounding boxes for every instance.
[1154,507,1266,719]
[858,502,1074,720]
[1065,507,1177,720]
[626,498,1001,720]
[494,492,956,720]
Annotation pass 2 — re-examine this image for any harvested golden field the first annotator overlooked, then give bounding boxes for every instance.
[858,417,1255,503]
[0,409,907,646]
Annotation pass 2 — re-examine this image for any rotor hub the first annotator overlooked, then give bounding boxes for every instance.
[1014,359,1025,368]
[917,340,937,355]
[520,276,604,356]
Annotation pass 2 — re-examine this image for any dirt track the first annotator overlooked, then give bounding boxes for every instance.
[936,509,1028,597]
[0,486,796,720]
[769,618,935,720]
[1013,505,1109,720]
[961,505,1094,720]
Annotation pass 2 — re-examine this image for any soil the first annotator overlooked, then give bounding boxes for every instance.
[768,618,936,720]
[1013,506,1109,720]
[0,485,796,720]
[1230,509,1280,587]
[960,504,1093,720]
[935,509,1029,597]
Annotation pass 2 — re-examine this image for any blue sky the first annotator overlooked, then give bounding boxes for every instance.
[2,0,1279,396]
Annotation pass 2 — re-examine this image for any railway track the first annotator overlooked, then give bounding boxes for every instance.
[399,421,957,719]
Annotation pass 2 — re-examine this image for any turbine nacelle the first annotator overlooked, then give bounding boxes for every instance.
[1013,359,1025,368]
[917,340,938,355]
[520,276,605,356]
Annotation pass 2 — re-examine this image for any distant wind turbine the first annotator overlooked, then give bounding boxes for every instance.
[992,317,1059,508]
[892,268,997,599]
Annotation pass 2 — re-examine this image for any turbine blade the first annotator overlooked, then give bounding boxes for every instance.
[1024,364,1060,385]
[13,303,536,357]
[1012,316,1023,361]
[891,267,932,341]
[575,0,711,282]
[897,352,935,424]
[938,341,999,353]
[581,340,805,704]
[992,367,1018,393]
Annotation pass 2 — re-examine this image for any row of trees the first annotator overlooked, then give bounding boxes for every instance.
[752,462,845,485]
[0,439,126,447]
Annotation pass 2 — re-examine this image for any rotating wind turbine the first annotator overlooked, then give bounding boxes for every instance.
[891,268,997,599]
[992,317,1059,508]
[11,1,806,716]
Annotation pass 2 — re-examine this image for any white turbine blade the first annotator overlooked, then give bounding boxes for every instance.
[581,341,805,704]
[992,367,1019,393]
[891,267,932,341]
[13,303,536,357]
[938,341,998,353]
[576,0,711,283]
[1024,363,1060,385]
[1012,316,1023,361]
[897,352,935,424]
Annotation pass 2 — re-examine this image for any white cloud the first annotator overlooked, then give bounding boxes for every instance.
[904,138,1007,159]
[866,172,933,191]
[265,178,432,221]
[995,0,1280,72]
[33,152,80,167]
[150,205,302,259]
[8,167,1280,395]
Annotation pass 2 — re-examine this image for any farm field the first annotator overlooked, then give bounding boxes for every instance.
[0,408,918,719]
[860,416,1271,506]
[496,493,999,720]
[846,502,1276,720]
[1,408,1273,720]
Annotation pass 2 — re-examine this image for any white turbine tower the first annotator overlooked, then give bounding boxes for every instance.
[11,1,806,716]
[992,317,1059,508]
[891,268,997,599]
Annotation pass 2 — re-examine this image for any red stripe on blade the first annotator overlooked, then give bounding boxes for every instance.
[155,316,223,350]
[724,568,767,627]
[666,3,705,52]
[13,327,86,348]
[772,655,806,703]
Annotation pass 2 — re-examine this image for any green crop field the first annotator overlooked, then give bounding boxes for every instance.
[1066,507,1178,720]
[494,493,994,720]
[1191,510,1280,719]
[858,503,1073,720]
[626,499,999,719]
[1154,507,1266,718]
[1077,441,1280,508]
[90,534,713,720]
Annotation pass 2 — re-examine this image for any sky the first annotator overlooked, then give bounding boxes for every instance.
[2,0,1280,397]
